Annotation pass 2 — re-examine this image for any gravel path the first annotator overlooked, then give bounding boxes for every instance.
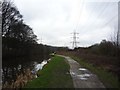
[60,55,105,88]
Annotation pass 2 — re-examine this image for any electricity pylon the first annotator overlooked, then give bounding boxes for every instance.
[71,30,79,49]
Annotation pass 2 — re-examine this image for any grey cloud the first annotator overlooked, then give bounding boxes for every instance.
[14,0,118,48]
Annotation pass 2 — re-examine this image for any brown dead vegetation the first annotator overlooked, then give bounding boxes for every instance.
[2,68,36,89]
[58,50,120,76]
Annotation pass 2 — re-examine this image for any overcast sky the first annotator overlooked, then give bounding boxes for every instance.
[14,0,119,48]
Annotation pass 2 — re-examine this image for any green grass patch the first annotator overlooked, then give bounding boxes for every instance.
[71,56,119,88]
[24,55,74,88]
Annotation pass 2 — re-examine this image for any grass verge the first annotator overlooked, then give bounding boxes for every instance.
[70,56,119,89]
[24,55,74,88]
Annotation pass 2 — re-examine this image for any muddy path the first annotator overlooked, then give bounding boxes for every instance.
[59,55,105,88]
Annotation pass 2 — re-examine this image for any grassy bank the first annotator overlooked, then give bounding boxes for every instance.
[71,56,119,88]
[24,55,74,88]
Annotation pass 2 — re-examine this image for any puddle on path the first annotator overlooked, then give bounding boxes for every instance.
[79,77,88,80]
[70,67,92,81]
[70,71,75,75]
[77,74,92,80]
[77,74,91,78]
[79,68,87,71]
[78,68,92,80]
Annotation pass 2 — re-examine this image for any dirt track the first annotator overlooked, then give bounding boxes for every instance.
[60,55,105,88]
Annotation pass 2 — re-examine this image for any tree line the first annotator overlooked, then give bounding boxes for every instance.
[2,0,54,64]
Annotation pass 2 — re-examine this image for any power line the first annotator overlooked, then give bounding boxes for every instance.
[75,0,84,31]
[70,0,84,49]
[83,2,110,31]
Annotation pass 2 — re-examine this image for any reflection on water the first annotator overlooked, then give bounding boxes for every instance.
[31,60,48,78]
[70,71,75,76]
[79,68,87,71]
[2,59,49,85]
[34,60,47,72]
[70,68,92,81]
[77,74,92,80]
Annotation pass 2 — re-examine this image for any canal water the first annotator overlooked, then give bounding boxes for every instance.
[2,57,49,85]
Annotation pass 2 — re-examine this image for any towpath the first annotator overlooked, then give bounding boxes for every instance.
[59,55,105,88]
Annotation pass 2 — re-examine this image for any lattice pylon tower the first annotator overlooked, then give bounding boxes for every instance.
[71,31,79,49]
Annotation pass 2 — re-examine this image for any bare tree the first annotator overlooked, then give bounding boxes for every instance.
[2,0,37,45]
[2,0,23,37]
